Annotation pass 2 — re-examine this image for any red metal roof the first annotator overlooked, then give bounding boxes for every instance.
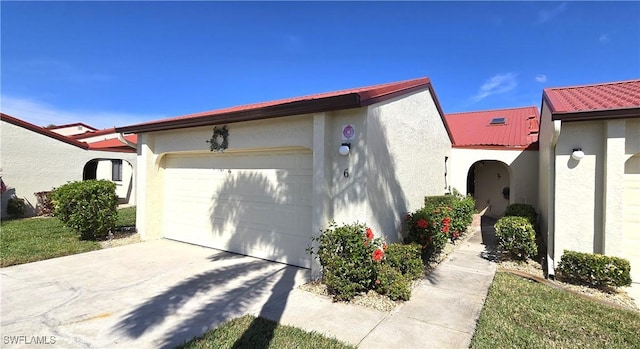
[544,79,640,118]
[1,113,89,149]
[116,77,452,141]
[445,106,540,149]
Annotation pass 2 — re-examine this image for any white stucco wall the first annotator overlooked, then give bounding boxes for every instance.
[449,148,539,217]
[554,120,605,256]
[365,89,451,240]
[540,106,640,276]
[0,121,137,218]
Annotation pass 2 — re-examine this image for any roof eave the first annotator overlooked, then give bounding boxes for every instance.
[116,94,362,134]
[551,107,640,122]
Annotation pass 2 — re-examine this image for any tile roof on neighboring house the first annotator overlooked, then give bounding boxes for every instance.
[544,79,640,121]
[1,113,136,153]
[116,77,453,141]
[45,122,98,131]
[70,127,117,139]
[1,113,89,149]
[87,135,137,153]
[445,106,540,149]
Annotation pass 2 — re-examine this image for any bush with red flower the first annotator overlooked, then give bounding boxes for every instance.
[308,222,423,301]
[404,193,476,262]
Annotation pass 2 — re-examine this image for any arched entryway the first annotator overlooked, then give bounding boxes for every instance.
[623,153,640,283]
[467,160,511,218]
[82,158,134,204]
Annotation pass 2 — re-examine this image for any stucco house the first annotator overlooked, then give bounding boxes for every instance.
[446,106,540,217]
[538,79,640,283]
[0,114,137,218]
[116,77,452,272]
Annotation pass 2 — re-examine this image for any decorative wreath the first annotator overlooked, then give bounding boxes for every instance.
[207,125,229,152]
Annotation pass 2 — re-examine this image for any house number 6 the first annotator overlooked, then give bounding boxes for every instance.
[343,169,349,178]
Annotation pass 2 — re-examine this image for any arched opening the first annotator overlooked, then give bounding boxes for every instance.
[82,158,135,204]
[466,160,511,218]
[83,160,99,180]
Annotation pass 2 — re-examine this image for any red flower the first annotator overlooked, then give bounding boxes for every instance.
[442,217,451,225]
[416,219,428,229]
[442,225,450,233]
[383,243,388,251]
[372,248,384,262]
[375,278,381,285]
[453,231,460,239]
[366,227,374,241]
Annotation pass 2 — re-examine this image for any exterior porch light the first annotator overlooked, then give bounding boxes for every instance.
[339,143,351,156]
[571,148,585,161]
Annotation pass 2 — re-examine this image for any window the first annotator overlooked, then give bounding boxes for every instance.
[490,117,506,125]
[112,160,123,181]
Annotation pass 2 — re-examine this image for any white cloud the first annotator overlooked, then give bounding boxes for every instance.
[471,73,518,103]
[538,2,567,23]
[599,34,610,43]
[0,95,159,129]
[535,74,547,83]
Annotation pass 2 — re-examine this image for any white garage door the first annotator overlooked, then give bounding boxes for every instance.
[624,154,640,283]
[164,151,313,268]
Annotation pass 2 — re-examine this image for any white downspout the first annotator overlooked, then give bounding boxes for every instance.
[547,120,562,278]
[117,133,137,149]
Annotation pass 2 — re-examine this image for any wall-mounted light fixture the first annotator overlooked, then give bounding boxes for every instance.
[339,143,351,156]
[571,148,585,161]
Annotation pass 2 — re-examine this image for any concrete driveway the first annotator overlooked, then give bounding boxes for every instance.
[1,240,309,348]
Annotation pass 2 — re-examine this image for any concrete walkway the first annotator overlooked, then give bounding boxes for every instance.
[261,216,498,348]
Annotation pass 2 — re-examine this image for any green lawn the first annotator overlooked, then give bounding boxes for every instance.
[178,315,354,349]
[471,272,640,349]
[0,207,136,267]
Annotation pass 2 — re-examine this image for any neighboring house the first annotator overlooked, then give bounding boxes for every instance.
[116,77,453,273]
[538,79,640,283]
[46,122,97,136]
[446,106,540,217]
[0,114,137,218]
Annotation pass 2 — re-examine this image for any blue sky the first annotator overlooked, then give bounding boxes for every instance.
[2,1,639,129]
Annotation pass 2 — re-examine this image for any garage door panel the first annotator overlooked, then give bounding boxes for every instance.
[164,151,313,268]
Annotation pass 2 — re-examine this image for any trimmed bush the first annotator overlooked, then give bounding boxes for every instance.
[557,250,632,289]
[52,180,118,240]
[494,216,537,260]
[375,264,411,301]
[7,197,26,218]
[35,191,55,216]
[309,222,386,301]
[424,195,457,209]
[450,195,475,237]
[504,203,537,227]
[383,243,424,280]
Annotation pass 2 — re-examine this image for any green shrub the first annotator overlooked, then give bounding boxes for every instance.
[309,222,386,301]
[424,195,457,209]
[35,191,54,216]
[375,264,411,301]
[494,216,537,260]
[557,250,632,289]
[52,180,118,240]
[383,243,424,280]
[504,203,537,227]
[450,195,475,237]
[7,197,26,218]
